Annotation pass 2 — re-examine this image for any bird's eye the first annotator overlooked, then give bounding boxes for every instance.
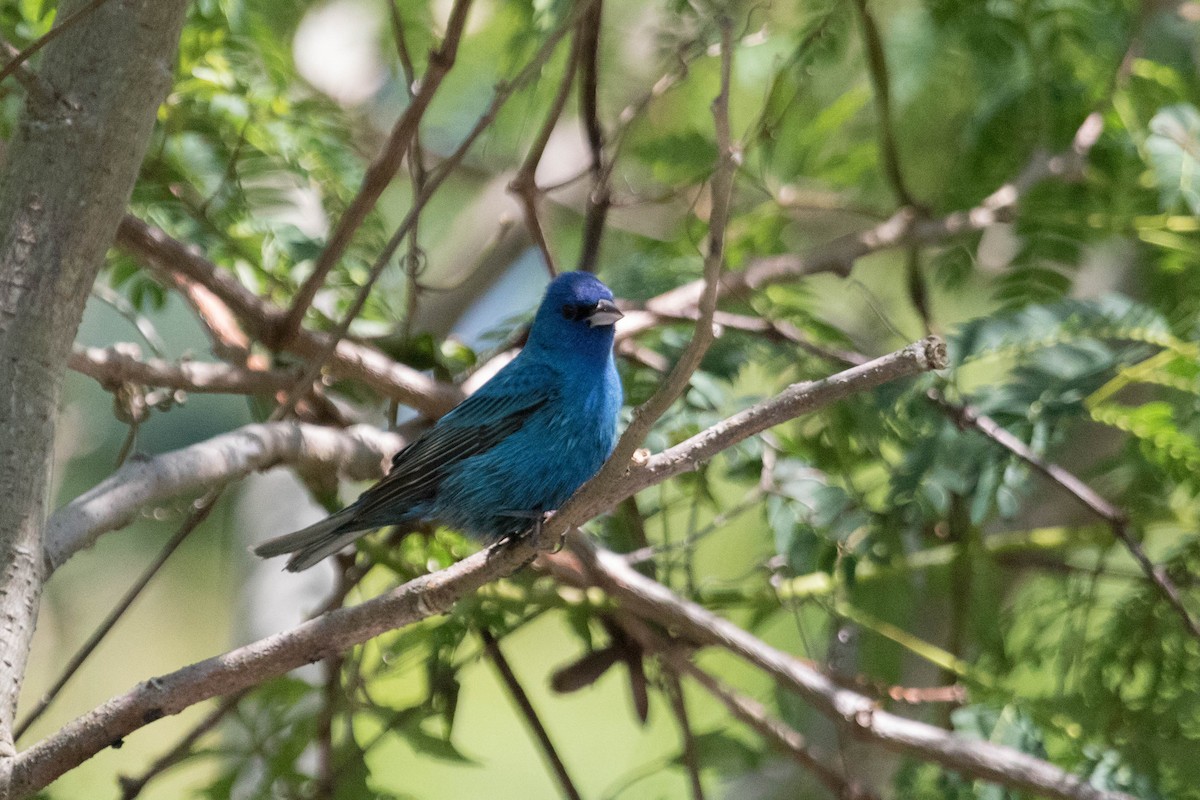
[561,303,594,321]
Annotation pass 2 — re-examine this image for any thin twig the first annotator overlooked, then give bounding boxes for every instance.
[0,0,115,89]
[274,0,474,349]
[507,29,582,276]
[0,34,56,107]
[592,18,737,485]
[389,1,432,340]
[117,690,248,800]
[905,246,933,334]
[928,390,1200,644]
[850,0,916,207]
[623,487,765,566]
[314,560,353,800]
[576,0,608,271]
[314,655,343,799]
[480,629,582,800]
[271,2,593,421]
[633,307,868,367]
[663,670,705,800]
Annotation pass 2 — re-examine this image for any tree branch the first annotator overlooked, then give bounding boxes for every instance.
[0,1,191,791]
[0,0,115,88]
[646,632,875,800]
[69,345,297,395]
[662,669,705,800]
[0,36,57,107]
[633,112,1104,333]
[115,216,464,417]
[16,339,941,794]
[271,1,591,420]
[117,690,247,800]
[11,534,543,797]
[568,535,1135,800]
[17,494,221,740]
[43,422,404,575]
[576,0,608,271]
[507,30,581,276]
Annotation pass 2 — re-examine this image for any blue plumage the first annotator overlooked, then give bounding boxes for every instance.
[255,271,624,571]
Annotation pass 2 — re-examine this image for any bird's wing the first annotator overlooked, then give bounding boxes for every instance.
[352,359,556,519]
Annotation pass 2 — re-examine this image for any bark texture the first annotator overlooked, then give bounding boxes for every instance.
[0,0,190,793]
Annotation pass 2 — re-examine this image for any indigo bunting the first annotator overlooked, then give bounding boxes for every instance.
[255,271,624,571]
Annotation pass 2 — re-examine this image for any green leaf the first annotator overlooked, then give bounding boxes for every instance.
[630,130,717,183]
[403,725,478,764]
[1146,104,1200,215]
[1090,401,1200,475]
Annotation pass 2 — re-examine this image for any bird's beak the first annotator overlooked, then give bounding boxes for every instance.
[586,299,624,328]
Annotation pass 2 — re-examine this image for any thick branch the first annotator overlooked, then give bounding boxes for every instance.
[0,0,190,786]
[69,345,297,395]
[43,423,403,575]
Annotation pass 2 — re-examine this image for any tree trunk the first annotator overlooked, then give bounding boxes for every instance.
[0,1,190,795]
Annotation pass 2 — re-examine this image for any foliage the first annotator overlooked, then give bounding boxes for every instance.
[5,0,1200,798]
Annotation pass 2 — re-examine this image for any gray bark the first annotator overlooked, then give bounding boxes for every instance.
[0,0,190,794]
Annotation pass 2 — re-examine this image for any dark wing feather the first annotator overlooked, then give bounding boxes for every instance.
[351,381,553,522]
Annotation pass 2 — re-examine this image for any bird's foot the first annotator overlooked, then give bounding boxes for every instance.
[525,511,564,552]
[495,509,562,553]
[533,511,565,553]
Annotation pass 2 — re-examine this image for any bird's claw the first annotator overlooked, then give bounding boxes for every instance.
[536,511,567,554]
[495,509,563,551]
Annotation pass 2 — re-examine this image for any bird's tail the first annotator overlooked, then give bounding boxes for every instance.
[253,507,372,572]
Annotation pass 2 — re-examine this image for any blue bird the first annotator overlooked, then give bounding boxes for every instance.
[255,271,624,571]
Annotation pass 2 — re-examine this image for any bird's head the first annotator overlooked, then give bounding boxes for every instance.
[527,271,623,360]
